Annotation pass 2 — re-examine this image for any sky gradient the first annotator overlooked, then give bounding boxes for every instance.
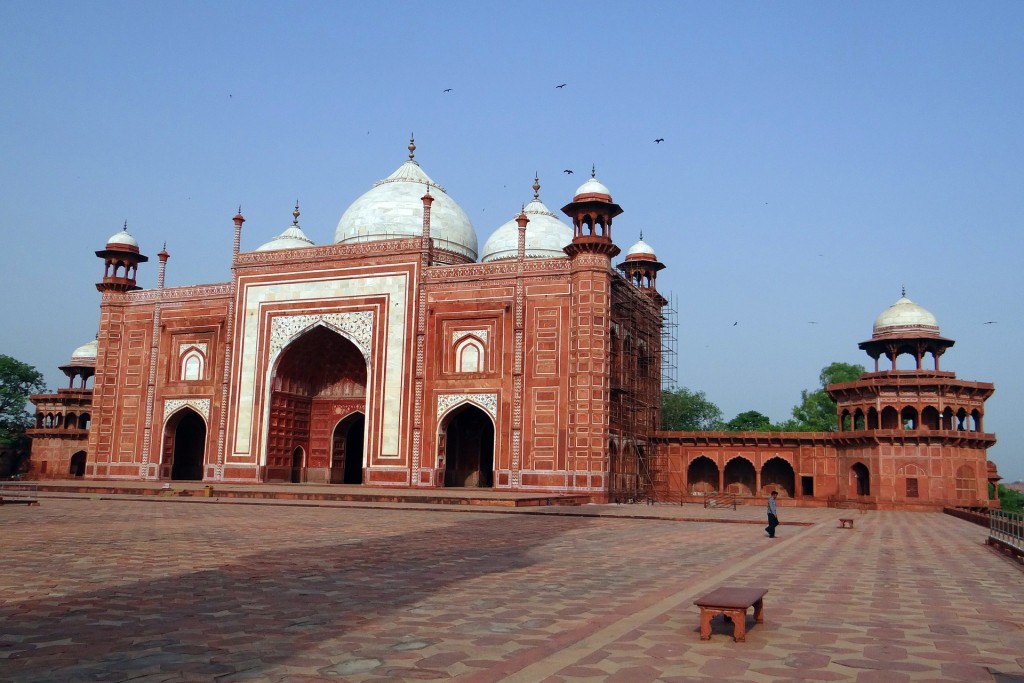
[2,1,1021,480]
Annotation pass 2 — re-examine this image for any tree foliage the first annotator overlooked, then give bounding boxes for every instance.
[723,410,774,431]
[0,354,46,443]
[661,387,723,431]
[787,361,865,432]
[997,485,1024,513]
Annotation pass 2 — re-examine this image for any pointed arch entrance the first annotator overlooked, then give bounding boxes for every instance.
[268,325,367,483]
[851,462,871,496]
[331,413,365,484]
[165,408,206,481]
[760,457,795,497]
[69,450,87,478]
[440,404,494,488]
[723,457,756,496]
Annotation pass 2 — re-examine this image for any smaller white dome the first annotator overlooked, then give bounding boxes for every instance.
[872,296,940,336]
[255,225,315,252]
[625,237,657,260]
[480,196,573,262]
[70,339,98,360]
[107,228,139,249]
[574,177,612,199]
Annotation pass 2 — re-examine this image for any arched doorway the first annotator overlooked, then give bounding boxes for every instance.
[760,457,795,497]
[331,413,365,484]
[687,456,719,494]
[851,462,870,496]
[69,451,87,477]
[269,325,367,483]
[291,447,304,483]
[723,457,756,495]
[440,404,494,488]
[166,408,206,481]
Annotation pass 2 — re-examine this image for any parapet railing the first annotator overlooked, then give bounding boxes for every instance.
[988,510,1024,562]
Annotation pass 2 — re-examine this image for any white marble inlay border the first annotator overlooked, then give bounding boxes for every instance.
[452,329,489,345]
[164,398,211,421]
[270,311,374,362]
[437,393,498,420]
[179,342,208,355]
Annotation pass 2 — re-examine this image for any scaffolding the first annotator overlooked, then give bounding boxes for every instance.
[661,292,679,391]
[608,274,664,503]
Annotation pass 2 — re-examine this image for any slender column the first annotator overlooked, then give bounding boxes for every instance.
[215,209,244,480]
[511,210,528,487]
[140,245,170,478]
[413,189,433,486]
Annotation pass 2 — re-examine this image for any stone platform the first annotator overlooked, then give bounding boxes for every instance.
[1,493,1022,682]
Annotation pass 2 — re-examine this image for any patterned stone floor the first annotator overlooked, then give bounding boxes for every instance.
[1,497,1022,682]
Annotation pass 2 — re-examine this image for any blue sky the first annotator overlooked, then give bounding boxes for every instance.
[2,1,1022,480]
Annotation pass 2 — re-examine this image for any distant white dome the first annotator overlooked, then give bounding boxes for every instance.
[625,237,657,260]
[335,158,477,261]
[106,228,139,249]
[481,197,573,262]
[872,295,940,337]
[255,225,315,252]
[70,339,98,360]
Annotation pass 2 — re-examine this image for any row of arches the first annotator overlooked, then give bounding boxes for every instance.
[35,411,91,430]
[687,456,800,497]
[839,405,983,432]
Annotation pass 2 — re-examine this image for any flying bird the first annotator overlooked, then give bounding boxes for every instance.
[564,169,574,175]
[556,83,567,88]
[443,88,452,92]
[984,321,998,324]
[733,322,738,326]
[808,321,818,325]
[654,138,664,143]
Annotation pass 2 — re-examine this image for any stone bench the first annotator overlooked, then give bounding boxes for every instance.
[693,586,767,642]
[839,518,854,529]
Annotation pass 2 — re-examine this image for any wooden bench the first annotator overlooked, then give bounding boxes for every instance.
[693,586,767,642]
[838,518,854,528]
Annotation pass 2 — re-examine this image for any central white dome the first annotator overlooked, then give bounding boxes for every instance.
[335,158,477,261]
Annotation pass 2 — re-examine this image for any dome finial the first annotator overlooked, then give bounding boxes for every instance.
[533,173,540,200]
[123,220,128,232]
[639,229,644,240]
[293,200,300,226]
[901,284,906,298]
[591,164,596,179]
[408,133,416,160]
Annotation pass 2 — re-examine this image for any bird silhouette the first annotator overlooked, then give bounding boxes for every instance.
[564,169,574,175]
[733,322,738,326]
[556,83,567,88]
[654,138,664,143]
[443,88,452,92]
[808,321,818,324]
[984,321,998,324]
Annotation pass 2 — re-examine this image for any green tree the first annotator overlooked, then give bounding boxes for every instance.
[0,354,46,444]
[788,362,865,432]
[997,485,1024,513]
[723,410,773,431]
[661,387,723,431]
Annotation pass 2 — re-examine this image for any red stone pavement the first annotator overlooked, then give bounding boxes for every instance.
[1,493,1022,682]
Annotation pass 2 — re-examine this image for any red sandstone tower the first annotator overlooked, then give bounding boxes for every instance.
[561,169,622,495]
[827,293,998,508]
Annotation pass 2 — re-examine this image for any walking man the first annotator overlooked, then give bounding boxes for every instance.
[766,490,779,538]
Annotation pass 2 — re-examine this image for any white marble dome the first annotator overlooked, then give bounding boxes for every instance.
[481,194,573,262]
[255,225,315,252]
[70,339,98,361]
[625,237,657,260]
[106,227,139,249]
[872,295,940,337]
[573,176,612,200]
[335,157,477,261]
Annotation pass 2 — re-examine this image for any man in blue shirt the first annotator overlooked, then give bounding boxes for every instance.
[766,490,779,538]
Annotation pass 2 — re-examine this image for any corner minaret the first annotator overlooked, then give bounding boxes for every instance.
[562,166,622,259]
[617,232,667,307]
[95,222,149,292]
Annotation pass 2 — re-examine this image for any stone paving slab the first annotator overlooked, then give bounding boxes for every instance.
[0,500,1021,682]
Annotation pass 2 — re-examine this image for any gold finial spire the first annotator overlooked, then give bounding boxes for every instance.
[408,133,416,160]
[533,173,540,200]
[293,200,300,225]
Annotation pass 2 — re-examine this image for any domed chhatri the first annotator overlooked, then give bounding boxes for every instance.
[624,236,657,261]
[335,136,478,262]
[255,202,316,252]
[69,339,98,362]
[872,294,940,338]
[106,222,140,251]
[480,175,573,262]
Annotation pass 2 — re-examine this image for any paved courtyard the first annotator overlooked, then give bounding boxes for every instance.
[1,497,1022,682]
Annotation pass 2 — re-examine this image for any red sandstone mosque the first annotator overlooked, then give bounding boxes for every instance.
[27,140,1001,510]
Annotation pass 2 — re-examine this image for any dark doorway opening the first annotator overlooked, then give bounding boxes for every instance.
[69,451,87,477]
[442,404,494,488]
[331,413,365,484]
[801,475,814,497]
[169,409,206,481]
[291,447,304,483]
